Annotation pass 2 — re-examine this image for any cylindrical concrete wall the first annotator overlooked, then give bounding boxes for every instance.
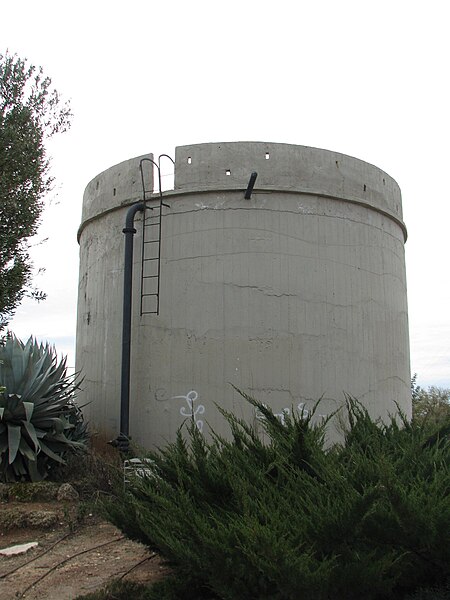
[76,142,410,446]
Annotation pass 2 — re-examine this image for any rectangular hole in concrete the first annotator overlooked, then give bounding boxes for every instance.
[187,157,192,164]
[226,169,231,176]
[265,152,270,160]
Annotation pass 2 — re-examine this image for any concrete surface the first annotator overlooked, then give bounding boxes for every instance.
[76,142,411,447]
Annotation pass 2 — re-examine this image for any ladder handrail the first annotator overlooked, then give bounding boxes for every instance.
[139,155,174,316]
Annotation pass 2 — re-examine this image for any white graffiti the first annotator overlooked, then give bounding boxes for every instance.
[297,403,310,419]
[256,404,291,425]
[172,390,205,432]
[256,402,327,424]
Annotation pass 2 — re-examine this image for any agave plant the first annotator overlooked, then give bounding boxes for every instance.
[0,335,87,482]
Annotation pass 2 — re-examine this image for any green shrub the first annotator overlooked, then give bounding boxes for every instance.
[74,576,217,600]
[74,579,151,600]
[403,579,450,599]
[0,334,87,482]
[101,392,450,600]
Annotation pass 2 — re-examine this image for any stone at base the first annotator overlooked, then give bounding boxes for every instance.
[0,541,38,556]
[57,483,79,501]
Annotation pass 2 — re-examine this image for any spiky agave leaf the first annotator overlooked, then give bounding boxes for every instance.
[0,334,87,482]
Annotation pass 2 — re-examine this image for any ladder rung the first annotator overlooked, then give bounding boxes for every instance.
[142,264,158,277]
[142,277,158,296]
[140,176,166,317]
[143,249,159,260]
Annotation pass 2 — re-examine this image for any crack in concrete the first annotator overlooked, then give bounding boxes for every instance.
[163,205,404,244]
[223,283,298,297]
[165,251,405,279]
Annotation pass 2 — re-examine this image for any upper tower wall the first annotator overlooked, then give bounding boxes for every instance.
[81,153,154,226]
[174,142,405,237]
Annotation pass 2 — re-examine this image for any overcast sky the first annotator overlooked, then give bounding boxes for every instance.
[2,0,449,388]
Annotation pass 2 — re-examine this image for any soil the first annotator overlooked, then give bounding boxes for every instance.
[0,502,168,599]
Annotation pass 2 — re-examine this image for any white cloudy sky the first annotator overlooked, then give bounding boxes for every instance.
[1,0,449,388]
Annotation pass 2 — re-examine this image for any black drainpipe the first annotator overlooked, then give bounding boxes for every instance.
[110,201,145,453]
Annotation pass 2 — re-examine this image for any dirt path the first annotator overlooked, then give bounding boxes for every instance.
[0,514,168,599]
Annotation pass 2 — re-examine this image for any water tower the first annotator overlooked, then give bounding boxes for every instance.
[76,142,410,446]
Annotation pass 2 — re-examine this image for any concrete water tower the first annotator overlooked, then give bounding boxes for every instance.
[75,142,411,446]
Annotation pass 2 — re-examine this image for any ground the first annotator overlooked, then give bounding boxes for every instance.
[0,500,168,599]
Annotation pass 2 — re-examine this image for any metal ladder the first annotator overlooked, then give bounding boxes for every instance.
[139,155,173,316]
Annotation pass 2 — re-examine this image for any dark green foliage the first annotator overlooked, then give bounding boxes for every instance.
[404,579,450,600]
[74,577,216,600]
[0,50,71,328]
[143,575,218,600]
[0,334,87,482]
[74,579,151,600]
[101,393,450,600]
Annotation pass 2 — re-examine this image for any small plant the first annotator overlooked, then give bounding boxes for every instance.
[74,579,152,600]
[0,334,87,482]
[74,576,214,600]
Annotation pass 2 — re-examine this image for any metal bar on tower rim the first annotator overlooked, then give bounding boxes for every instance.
[244,171,258,199]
